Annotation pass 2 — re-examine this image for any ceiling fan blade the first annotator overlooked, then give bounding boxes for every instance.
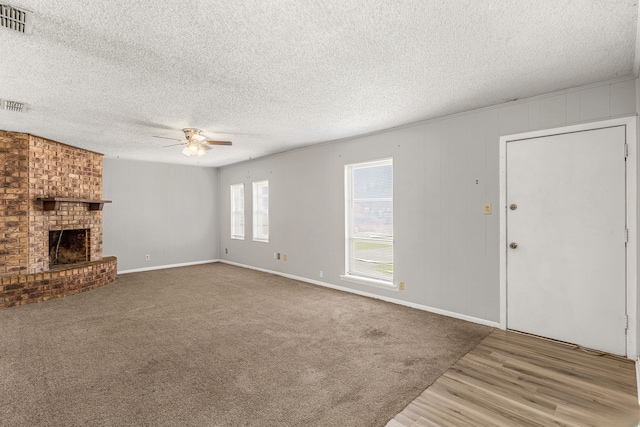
[153,135,183,142]
[204,140,232,146]
[162,143,186,148]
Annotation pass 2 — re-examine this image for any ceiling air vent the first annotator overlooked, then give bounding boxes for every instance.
[1,99,27,113]
[0,4,33,34]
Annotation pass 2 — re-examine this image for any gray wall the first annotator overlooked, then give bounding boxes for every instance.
[102,159,218,272]
[218,78,638,324]
[637,79,640,355]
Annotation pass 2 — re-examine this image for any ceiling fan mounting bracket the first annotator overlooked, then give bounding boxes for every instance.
[182,128,202,140]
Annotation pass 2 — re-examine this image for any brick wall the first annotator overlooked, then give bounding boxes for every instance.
[0,131,29,274]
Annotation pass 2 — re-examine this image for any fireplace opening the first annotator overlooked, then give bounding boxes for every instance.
[49,229,89,268]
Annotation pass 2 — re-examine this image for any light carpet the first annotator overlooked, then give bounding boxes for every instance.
[0,263,492,426]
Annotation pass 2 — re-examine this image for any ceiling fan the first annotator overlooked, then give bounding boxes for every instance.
[154,128,232,157]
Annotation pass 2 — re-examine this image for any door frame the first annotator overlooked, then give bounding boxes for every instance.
[499,116,638,359]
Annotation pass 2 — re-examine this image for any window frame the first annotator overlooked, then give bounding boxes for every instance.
[230,183,245,240]
[252,180,269,243]
[341,158,395,289]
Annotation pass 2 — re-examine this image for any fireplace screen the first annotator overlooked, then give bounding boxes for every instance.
[49,229,89,267]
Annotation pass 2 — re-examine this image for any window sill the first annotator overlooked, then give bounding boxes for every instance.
[339,274,398,291]
[231,236,244,240]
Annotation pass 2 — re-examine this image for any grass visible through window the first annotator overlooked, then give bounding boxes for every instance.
[354,242,391,251]
[376,263,393,276]
[354,241,393,277]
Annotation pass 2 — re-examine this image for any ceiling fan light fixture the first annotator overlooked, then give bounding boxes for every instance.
[156,128,231,158]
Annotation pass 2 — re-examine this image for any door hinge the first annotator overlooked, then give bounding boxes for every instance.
[625,315,629,330]
[625,228,629,243]
[624,143,629,159]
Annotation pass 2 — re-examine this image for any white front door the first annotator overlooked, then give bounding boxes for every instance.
[506,126,627,355]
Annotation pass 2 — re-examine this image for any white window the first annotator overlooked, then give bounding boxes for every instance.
[343,159,393,286]
[230,183,244,240]
[253,180,269,242]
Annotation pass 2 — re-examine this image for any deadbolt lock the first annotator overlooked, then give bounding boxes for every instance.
[509,204,517,210]
[509,242,518,249]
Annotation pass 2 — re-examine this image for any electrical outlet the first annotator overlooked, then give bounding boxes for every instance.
[145,254,150,261]
[483,203,492,215]
[277,253,281,260]
[273,252,277,259]
[319,270,323,278]
[225,248,228,254]
[283,254,287,261]
[399,281,405,290]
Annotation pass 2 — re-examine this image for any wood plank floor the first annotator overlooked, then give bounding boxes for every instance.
[387,329,640,427]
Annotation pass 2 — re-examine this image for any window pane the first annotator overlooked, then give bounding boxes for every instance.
[349,238,393,281]
[352,200,393,239]
[353,163,393,199]
[253,180,269,242]
[346,159,393,282]
[230,184,244,239]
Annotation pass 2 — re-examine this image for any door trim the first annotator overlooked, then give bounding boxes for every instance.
[499,116,638,359]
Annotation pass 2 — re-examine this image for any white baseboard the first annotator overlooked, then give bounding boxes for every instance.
[118,259,219,275]
[219,260,500,329]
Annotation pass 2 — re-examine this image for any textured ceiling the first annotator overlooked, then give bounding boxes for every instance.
[0,0,637,167]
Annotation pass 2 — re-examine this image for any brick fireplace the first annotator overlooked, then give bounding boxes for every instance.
[0,130,117,308]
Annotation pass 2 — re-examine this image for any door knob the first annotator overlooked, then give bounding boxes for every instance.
[510,204,517,210]
[509,242,518,249]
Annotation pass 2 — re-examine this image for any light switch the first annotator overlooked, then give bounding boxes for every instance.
[483,203,492,215]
